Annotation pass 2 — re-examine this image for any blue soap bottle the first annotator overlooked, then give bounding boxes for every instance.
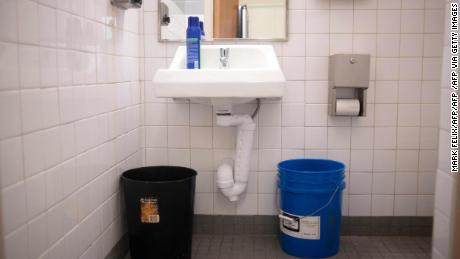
[186,16,201,69]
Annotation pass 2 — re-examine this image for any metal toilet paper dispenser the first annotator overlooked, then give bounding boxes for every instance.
[328,54,370,117]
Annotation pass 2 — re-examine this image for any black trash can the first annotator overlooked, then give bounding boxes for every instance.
[121,166,197,259]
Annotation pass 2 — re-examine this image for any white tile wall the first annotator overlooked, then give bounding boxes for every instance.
[0,1,142,259]
[432,1,457,258]
[141,0,444,217]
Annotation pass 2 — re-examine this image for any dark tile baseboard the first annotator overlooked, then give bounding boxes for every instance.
[341,216,433,236]
[193,215,279,235]
[105,234,129,259]
[193,215,433,236]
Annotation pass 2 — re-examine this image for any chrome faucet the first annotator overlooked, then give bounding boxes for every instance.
[220,48,230,68]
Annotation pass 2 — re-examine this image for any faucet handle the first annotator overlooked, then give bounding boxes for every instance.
[220,48,230,58]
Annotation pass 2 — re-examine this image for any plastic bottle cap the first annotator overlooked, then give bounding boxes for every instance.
[188,16,199,27]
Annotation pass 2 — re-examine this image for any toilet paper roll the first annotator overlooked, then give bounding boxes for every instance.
[336,99,360,116]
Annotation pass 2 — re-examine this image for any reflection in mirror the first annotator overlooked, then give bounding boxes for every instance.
[159,0,287,42]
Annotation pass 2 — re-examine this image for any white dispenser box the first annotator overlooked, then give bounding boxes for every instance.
[328,54,370,117]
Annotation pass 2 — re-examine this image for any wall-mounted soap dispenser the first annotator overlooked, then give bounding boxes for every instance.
[328,54,370,117]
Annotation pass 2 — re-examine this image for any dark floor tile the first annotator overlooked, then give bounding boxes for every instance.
[124,235,431,259]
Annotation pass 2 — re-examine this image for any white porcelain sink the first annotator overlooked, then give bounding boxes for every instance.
[153,45,285,106]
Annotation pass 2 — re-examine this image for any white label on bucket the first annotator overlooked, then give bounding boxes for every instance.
[280,214,320,240]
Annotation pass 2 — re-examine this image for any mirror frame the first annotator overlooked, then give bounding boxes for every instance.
[157,0,289,42]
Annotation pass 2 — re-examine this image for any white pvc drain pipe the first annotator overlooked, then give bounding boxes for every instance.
[215,114,256,201]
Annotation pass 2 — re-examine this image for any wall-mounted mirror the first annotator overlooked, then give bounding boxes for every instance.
[159,0,287,42]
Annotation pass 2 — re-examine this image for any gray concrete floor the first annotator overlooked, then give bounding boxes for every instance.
[125,235,431,259]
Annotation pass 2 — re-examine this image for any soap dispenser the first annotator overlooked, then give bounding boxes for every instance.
[200,21,205,40]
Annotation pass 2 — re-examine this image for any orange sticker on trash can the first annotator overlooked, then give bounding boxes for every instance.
[140,197,159,223]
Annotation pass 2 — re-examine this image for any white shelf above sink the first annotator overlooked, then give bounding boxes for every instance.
[153,45,286,105]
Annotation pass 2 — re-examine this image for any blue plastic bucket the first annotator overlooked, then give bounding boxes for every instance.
[277,159,345,258]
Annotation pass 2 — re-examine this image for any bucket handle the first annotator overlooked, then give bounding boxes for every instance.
[276,184,341,221]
